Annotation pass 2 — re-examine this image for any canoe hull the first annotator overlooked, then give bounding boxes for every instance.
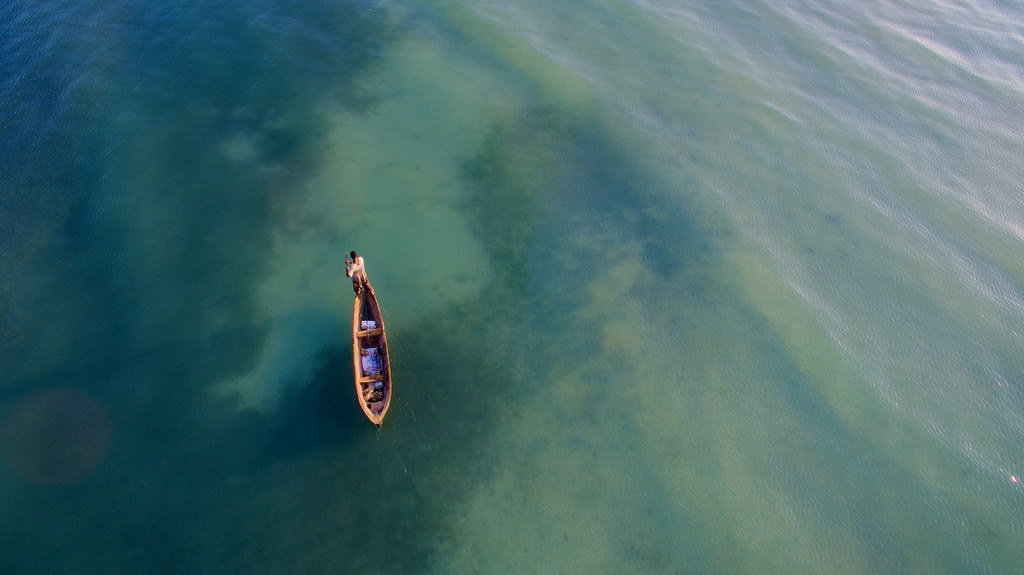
[352,280,392,425]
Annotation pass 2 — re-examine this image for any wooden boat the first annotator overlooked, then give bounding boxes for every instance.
[351,277,392,425]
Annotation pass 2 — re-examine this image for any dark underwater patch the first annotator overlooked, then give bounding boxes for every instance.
[460,107,719,312]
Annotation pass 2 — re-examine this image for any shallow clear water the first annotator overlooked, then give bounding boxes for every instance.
[2,0,1024,573]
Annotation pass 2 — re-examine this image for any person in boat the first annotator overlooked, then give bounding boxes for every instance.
[346,250,367,293]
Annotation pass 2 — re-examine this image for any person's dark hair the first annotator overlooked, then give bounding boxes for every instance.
[350,251,358,259]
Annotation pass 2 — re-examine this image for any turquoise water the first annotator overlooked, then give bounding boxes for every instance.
[3,0,1024,572]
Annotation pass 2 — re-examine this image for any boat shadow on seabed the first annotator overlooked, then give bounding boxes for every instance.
[256,345,365,465]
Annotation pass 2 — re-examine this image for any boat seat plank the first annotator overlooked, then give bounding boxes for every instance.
[357,328,384,338]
